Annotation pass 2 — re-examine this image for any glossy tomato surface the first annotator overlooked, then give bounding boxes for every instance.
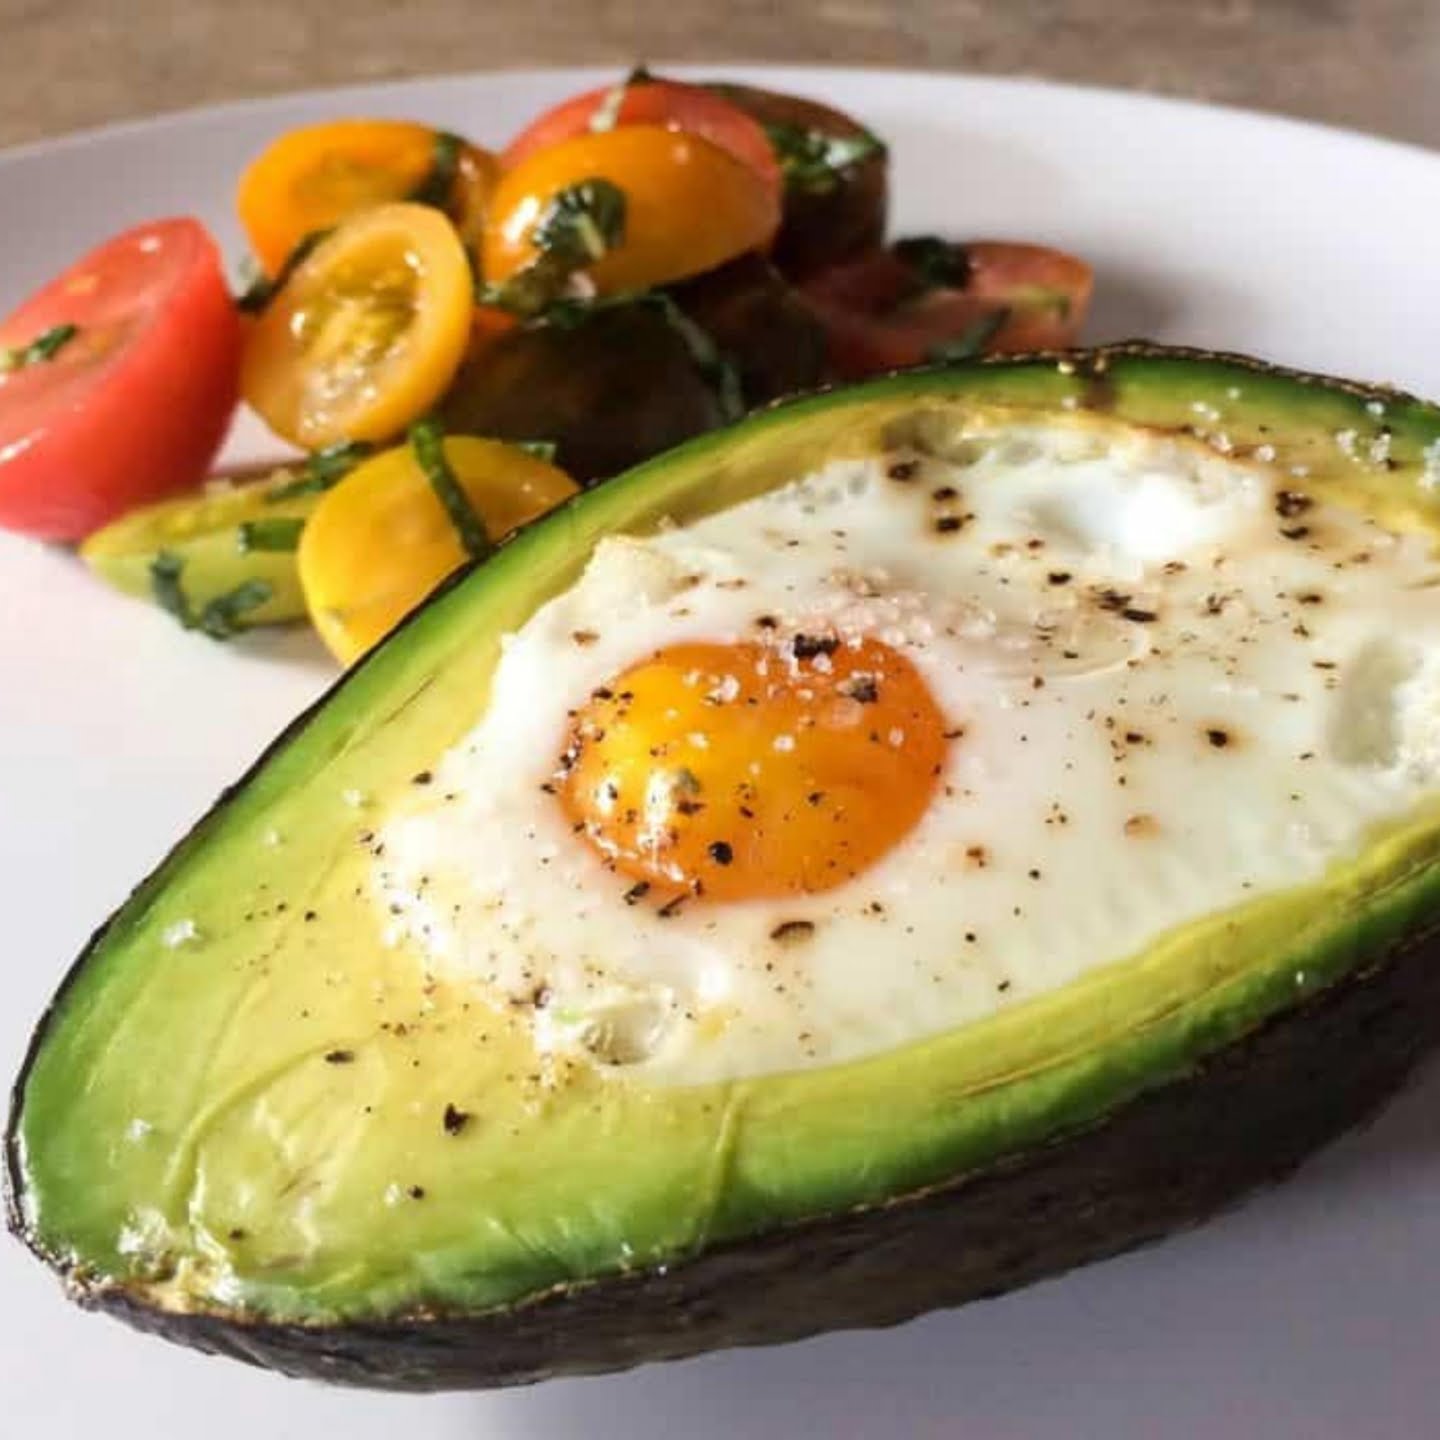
[501,76,782,202]
[484,126,780,295]
[237,119,497,272]
[0,218,240,543]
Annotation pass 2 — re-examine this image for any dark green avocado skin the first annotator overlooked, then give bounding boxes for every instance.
[78,893,1440,1390]
[10,344,1440,1391]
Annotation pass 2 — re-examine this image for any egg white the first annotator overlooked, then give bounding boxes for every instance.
[372,417,1440,1085]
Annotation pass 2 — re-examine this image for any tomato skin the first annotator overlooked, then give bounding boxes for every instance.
[801,241,1094,380]
[707,83,889,279]
[484,127,780,294]
[0,218,240,543]
[501,78,782,202]
[238,120,498,273]
[298,436,578,664]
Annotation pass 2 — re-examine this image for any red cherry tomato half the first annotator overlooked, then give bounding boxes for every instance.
[0,218,241,542]
[802,240,1094,381]
[501,75,783,204]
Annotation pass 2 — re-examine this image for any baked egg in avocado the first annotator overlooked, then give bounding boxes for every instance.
[10,346,1440,1389]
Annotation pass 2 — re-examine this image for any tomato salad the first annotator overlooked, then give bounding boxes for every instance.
[0,71,1092,664]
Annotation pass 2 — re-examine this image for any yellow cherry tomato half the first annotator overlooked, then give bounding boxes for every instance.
[298,435,577,665]
[482,125,781,294]
[238,119,499,273]
[241,203,473,450]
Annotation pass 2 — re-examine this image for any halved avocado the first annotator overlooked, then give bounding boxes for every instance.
[10,345,1440,1390]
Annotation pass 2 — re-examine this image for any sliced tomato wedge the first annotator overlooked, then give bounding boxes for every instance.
[500,75,782,204]
[241,202,473,449]
[801,240,1094,381]
[0,218,241,542]
[298,434,577,664]
[483,127,780,297]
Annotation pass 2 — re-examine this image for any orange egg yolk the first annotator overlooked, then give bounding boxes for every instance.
[556,634,951,902]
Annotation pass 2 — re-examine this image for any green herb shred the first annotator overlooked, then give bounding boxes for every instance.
[532,178,628,268]
[197,580,273,638]
[266,440,374,501]
[515,440,559,462]
[237,516,306,553]
[765,123,885,194]
[479,179,628,318]
[643,293,744,422]
[148,551,192,627]
[235,228,330,314]
[892,236,971,292]
[148,551,273,639]
[409,418,490,561]
[925,309,1010,365]
[0,322,80,373]
[409,131,464,209]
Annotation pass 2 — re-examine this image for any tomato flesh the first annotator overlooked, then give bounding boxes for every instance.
[802,240,1094,380]
[0,217,240,542]
[241,203,473,450]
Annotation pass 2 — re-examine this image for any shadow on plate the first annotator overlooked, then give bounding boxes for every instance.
[233,623,336,677]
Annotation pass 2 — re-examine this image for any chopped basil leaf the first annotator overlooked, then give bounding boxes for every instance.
[893,236,972,292]
[478,179,627,318]
[925,309,1010,365]
[266,440,374,501]
[515,440,559,462]
[765,123,885,195]
[148,551,192,627]
[475,264,564,320]
[408,131,464,209]
[237,516,306,553]
[527,293,602,330]
[409,418,490,561]
[235,229,330,314]
[198,580,273,638]
[532,178,627,268]
[148,550,272,639]
[0,322,80,373]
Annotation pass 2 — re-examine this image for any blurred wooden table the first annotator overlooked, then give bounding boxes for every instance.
[0,0,1436,149]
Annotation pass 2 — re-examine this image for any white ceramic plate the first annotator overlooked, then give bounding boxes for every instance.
[4,67,1440,1440]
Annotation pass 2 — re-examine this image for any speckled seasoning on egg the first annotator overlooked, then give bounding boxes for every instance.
[373,419,1440,1084]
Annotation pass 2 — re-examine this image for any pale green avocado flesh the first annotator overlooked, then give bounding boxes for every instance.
[10,348,1440,1333]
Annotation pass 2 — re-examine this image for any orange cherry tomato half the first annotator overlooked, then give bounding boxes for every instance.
[802,240,1094,381]
[482,126,781,295]
[501,76,782,203]
[0,217,240,542]
[298,436,578,665]
[241,203,473,450]
[238,119,498,274]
